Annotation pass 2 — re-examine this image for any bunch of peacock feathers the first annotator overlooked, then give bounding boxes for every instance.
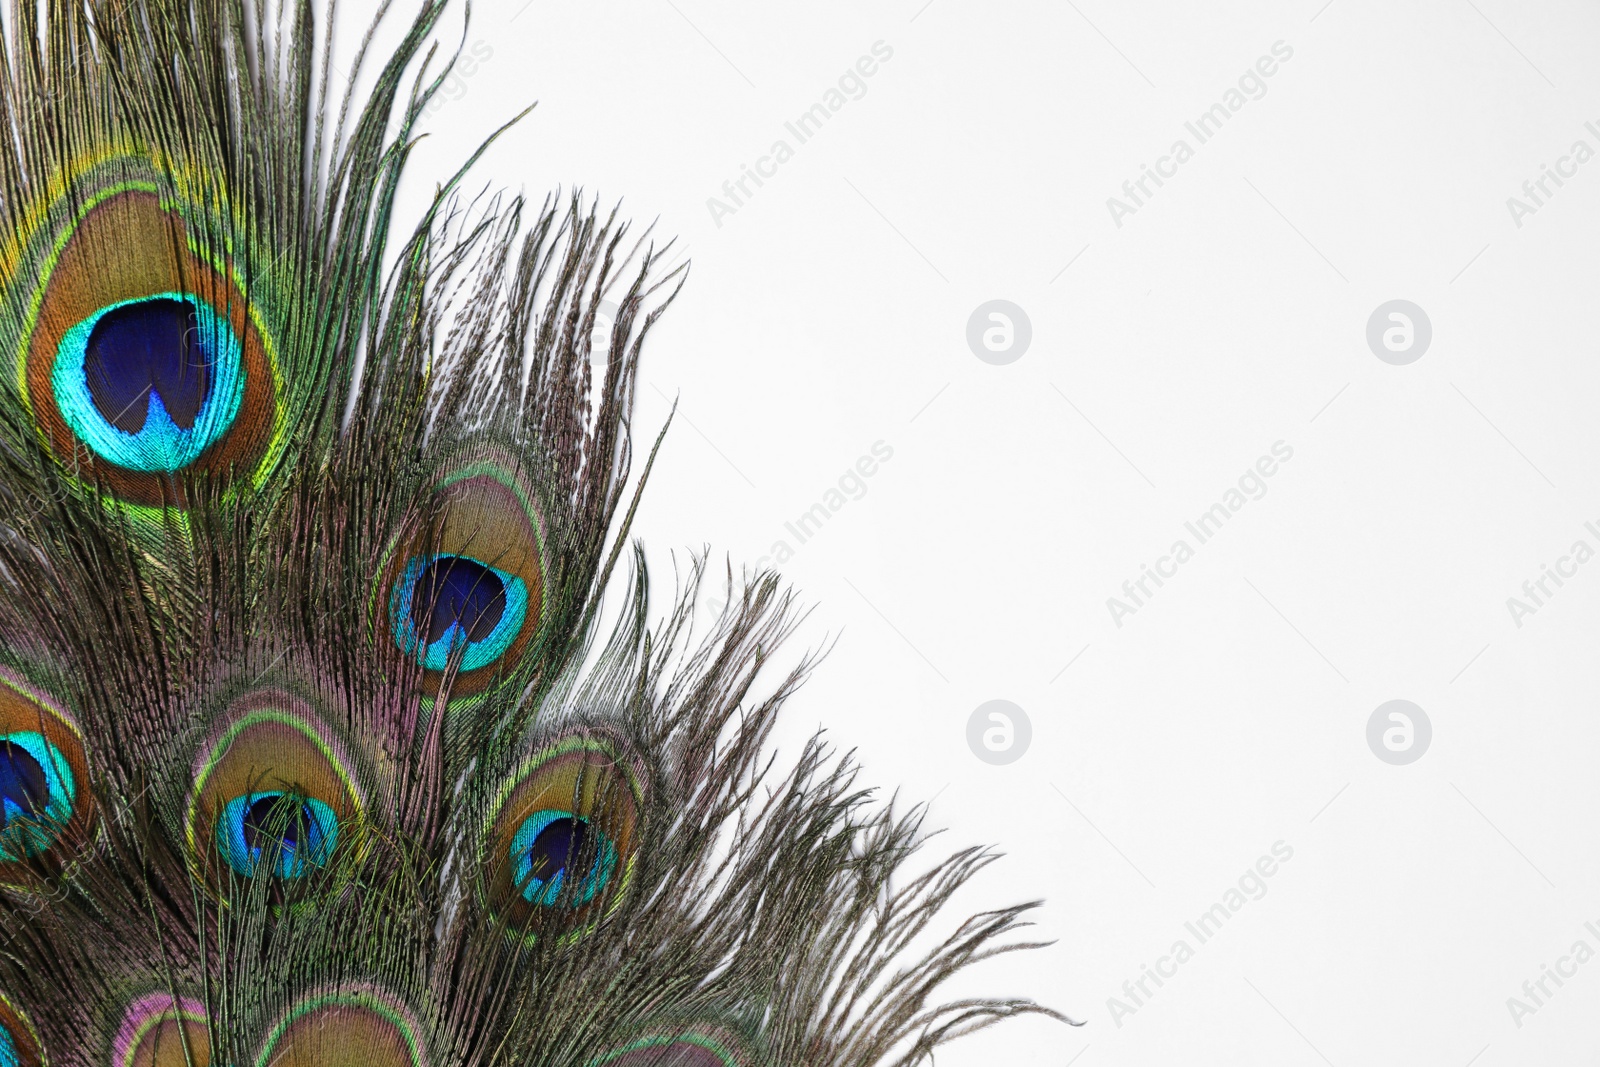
[0,2,1060,1064]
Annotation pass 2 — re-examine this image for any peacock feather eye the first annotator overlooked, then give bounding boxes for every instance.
[53,293,245,472]
[377,458,548,701]
[482,733,645,942]
[591,1030,753,1067]
[9,163,282,505]
[254,987,425,1067]
[0,673,93,889]
[0,731,75,861]
[183,692,363,892]
[389,554,528,672]
[214,792,339,879]
[0,993,42,1067]
[114,993,211,1067]
[508,808,618,907]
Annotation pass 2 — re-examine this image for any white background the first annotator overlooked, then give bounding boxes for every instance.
[372,1,1600,1063]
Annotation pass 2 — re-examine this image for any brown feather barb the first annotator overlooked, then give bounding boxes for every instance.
[0,1,1067,1063]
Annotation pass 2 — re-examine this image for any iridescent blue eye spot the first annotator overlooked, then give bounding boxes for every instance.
[0,732,75,862]
[52,292,245,471]
[215,792,338,878]
[0,745,46,818]
[509,809,617,907]
[0,1022,15,1067]
[84,298,210,431]
[414,557,506,643]
[390,554,528,672]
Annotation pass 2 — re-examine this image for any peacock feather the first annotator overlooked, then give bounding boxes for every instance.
[0,1,1068,1064]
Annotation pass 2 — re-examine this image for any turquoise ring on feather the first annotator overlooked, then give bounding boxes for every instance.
[508,808,618,907]
[389,554,528,673]
[0,731,76,862]
[0,673,93,890]
[184,693,364,895]
[376,458,549,701]
[214,792,339,879]
[483,733,645,943]
[16,183,282,505]
[52,293,245,472]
